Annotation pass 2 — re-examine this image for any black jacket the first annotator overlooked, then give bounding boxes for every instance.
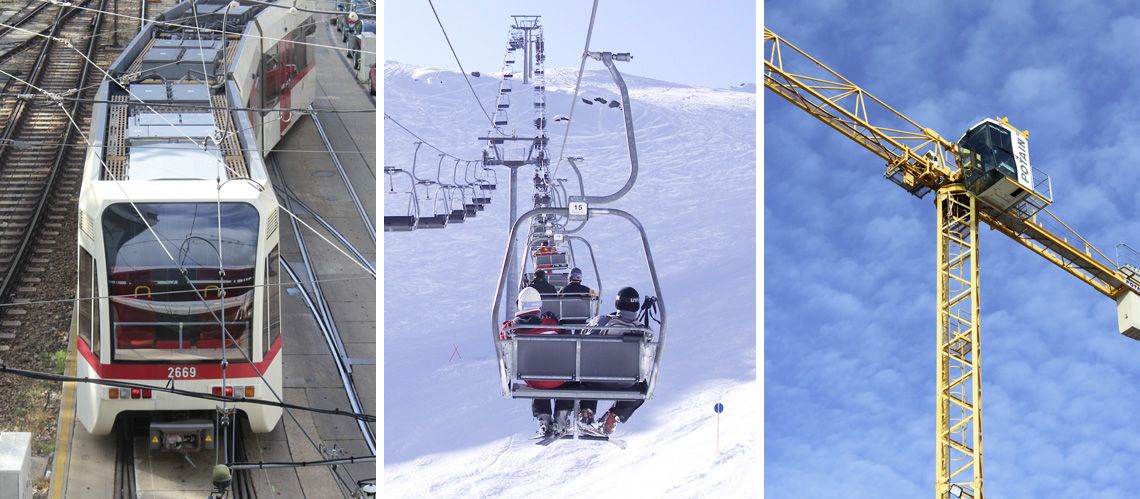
[530,275,557,296]
[558,282,592,296]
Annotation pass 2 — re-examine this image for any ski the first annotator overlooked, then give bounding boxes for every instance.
[607,435,627,449]
[530,425,627,448]
[578,426,627,448]
[535,430,565,446]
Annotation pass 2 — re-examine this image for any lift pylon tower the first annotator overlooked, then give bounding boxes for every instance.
[510,15,541,84]
[765,27,1140,499]
[485,15,549,315]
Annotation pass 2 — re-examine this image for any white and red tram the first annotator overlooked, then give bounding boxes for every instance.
[73,0,315,451]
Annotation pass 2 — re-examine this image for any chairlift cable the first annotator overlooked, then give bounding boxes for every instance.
[426,0,496,129]
[384,113,478,162]
[551,0,599,180]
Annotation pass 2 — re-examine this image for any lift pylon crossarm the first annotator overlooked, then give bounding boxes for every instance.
[764,28,957,197]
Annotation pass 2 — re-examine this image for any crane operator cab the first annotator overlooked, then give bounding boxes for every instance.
[957,118,1052,218]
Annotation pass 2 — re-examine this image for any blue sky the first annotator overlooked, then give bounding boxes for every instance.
[766,1,1140,498]
[383,0,756,89]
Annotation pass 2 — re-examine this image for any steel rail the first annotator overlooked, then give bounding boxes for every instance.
[273,182,374,274]
[271,156,375,457]
[0,0,102,300]
[311,106,375,243]
[280,260,375,455]
[111,419,138,499]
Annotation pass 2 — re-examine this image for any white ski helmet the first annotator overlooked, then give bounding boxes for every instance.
[517,287,542,314]
[348,11,359,23]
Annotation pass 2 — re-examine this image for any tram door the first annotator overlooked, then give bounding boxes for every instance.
[278,34,294,131]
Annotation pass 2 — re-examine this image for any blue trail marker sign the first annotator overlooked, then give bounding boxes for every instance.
[714,402,724,452]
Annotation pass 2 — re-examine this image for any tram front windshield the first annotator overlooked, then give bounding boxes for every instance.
[102,203,259,362]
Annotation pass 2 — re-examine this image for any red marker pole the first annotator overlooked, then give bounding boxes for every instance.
[449,344,462,362]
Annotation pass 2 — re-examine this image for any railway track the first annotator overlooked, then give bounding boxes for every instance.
[113,415,257,499]
[112,418,137,499]
[267,133,375,496]
[0,0,131,351]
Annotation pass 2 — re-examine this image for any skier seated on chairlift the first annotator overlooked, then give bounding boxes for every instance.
[577,286,655,435]
[533,173,550,190]
[533,241,556,257]
[558,268,596,298]
[556,268,597,328]
[528,269,557,296]
[500,287,574,437]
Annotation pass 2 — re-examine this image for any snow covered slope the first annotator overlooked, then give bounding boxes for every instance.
[383,61,757,496]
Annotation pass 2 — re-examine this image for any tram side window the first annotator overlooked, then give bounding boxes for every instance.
[78,249,100,359]
[289,17,316,74]
[262,47,281,108]
[264,245,280,355]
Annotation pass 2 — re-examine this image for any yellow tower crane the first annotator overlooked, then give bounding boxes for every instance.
[765,28,1140,499]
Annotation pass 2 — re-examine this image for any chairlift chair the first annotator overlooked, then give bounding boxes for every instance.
[462,186,481,216]
[383,167,418,231]
[445,186,466,223]
[413,182,448,229]
[480,165,498,190]
[493,207,667,406]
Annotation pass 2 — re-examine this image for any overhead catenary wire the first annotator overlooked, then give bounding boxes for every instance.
[0,365,375,422]
[37,3,377,477]
[0,4,374,494]
[0,275,372,309]
[26,1,374,60]
[21,14,378,280]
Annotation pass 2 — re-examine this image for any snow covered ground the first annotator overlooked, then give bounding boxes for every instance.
[383,61,757,496]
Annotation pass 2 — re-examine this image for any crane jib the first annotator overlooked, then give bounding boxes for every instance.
[765,26,1140,499]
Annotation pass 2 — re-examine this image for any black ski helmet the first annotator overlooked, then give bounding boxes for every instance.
[616,287,639,312]
[569,268,583,282]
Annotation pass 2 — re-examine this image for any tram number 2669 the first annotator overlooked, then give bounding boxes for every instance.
[168,367,197,379]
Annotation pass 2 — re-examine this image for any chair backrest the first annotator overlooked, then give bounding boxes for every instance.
[514,334,644,384]
[545,272,569,288]
[538,296,596,323]
[534,252,568,269]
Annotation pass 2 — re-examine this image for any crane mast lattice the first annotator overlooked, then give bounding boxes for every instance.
[764,27,1140,499]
